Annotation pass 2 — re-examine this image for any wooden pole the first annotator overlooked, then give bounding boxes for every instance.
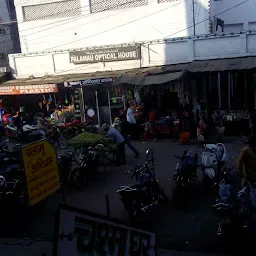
[228,72,231,109]
[217,72,221,109]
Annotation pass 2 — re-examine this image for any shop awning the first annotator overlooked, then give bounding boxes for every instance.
[143,71,183,85]
[160,56,256,73]
[115,70,183,86]
[186,56,256,72]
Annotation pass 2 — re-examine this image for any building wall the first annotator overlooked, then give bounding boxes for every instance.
[14,0,210,53]
[8,32,256,78]
[0,0,14,66]
[211,0,256,32]
[7,0,21,53]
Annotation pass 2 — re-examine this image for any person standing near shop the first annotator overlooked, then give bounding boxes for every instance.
[126,103,136,138]
[14,112,23,136]
[102,123,126,166]
[37,113,51,139]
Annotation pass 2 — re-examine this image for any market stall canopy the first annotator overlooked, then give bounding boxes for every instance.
[115,69,183,86]
[160,56,256,73]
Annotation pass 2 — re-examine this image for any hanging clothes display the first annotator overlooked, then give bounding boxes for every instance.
[134,89,141,105]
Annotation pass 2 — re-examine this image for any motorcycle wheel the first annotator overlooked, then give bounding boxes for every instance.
[74,146,86,165]
[70,168,88,189]
[159,187,168,205]
[203,175,213,191]
[172,185,188,210]
[57,133,69,149]
[127,200,141,221]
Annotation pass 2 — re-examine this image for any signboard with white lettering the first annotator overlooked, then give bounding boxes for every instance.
[69,46,141,64]
[0,84,58,95]
[64,77,113,87]
[53,204,156,256]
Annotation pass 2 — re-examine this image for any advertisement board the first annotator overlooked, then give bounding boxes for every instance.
[53,204,156,256]
[0,84,58,95]
[69,45,141,64]
[21,139,61,206]
[64,77,113,87]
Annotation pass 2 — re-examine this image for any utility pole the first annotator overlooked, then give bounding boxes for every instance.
[192,0,196,36]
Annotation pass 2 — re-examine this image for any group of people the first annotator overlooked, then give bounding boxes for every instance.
[12,111,53,140]
[102,103,140,166]
[179,100,207,141]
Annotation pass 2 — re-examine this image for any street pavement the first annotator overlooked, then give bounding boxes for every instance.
[0,137,253,255]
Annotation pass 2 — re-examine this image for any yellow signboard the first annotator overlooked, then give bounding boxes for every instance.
[22,139,61,206]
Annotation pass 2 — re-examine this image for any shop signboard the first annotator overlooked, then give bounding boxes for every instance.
[21,139,61,206]
[64,77,113,87]
[69,45,141,64]
[53,204,156,256]
[0,84,58,95]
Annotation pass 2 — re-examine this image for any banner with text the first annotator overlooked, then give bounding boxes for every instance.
[69,45,141,64]
[54,204,156,256]
[0,84,58,95]
[64,77,113,87]
[22,140,61,206]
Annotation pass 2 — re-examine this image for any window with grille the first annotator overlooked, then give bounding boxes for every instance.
[158,0,180,3]
[90,0,148,13]
[23,0,81,21]
[0,28,6,35]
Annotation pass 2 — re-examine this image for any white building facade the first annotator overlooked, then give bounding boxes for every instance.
[7,0,256,78]
[211,0,256,33]
[14,0,211,53]
[0,0,15,66]
[8,31,256,78]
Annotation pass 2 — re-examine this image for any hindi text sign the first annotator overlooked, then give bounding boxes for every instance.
[54,204,156,256]
[22,140,61,206]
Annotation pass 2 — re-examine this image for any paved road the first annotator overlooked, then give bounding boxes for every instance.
[1,137,254,255]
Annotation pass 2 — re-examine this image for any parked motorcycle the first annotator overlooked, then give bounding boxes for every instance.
[172,150,198,209]
[212,167,251,236]
[49,126,69,149]
[0,164,25,211]
[58,151,73,185]
[70,142,104,188]
[200,143,228,188]
[116,150,168,220]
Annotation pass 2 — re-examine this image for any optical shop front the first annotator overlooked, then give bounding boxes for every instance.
[63,77,125,125]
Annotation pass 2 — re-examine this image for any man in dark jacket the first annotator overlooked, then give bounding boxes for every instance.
[120,114,139,158]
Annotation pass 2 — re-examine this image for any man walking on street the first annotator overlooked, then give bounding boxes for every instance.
[120,113,140,158]
[126,102,136,124]
[102,123,126,166]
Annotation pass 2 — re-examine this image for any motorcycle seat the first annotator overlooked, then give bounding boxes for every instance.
[130,183,145,189]
[216,144,225,162]
[212,203,235,216]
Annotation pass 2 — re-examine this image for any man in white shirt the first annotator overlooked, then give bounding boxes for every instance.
[102,123,126,166]
[126,103,136,124]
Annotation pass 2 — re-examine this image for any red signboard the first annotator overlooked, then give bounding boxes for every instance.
[0,84,58,95]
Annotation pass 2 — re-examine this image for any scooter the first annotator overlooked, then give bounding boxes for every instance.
[200,143,228,188]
